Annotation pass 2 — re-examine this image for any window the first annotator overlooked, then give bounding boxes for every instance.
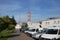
[29,29,35,32]
[46,22,47,24]
[58,21,60,24]
[48,22,50,24]
[58,30,60,35]
[46,29,58,34]
[39,25,42,28]
[54,21,56,24]
[46,22,50,24]
[40,22,42,24]
[54,21,60,24]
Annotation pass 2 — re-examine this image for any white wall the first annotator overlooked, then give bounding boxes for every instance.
[27,22,40,29]
[28,18,60,28]
[15,24,21,29]
[42,19,60,28]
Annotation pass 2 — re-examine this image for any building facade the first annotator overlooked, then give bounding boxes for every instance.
[28,17,60,28]
[15,24,22,29]
[27,22,40,29]
[41,17,60,28]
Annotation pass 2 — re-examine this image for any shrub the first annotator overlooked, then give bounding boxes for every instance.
[8,25,15,30]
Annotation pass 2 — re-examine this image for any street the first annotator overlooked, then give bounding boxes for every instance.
[8,30,35,40]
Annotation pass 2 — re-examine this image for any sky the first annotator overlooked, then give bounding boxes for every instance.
[0,0,60,23]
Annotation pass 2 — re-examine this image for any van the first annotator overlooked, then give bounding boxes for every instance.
[39,26,60,40]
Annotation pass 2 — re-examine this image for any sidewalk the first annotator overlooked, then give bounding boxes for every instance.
[8,29,35,40]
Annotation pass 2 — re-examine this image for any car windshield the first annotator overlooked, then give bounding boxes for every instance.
[33,30,45,35]
[38,30,46,33]
[28,29,35,32]
[46,29,58,34]
[38,30,43,33]
[25,28,29,30]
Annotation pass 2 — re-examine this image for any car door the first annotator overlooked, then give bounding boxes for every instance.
[58,29,60,40]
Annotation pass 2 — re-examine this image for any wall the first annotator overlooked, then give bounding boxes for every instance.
[41,19,60,28]
[15,24,21,29]
[27,22,40,29]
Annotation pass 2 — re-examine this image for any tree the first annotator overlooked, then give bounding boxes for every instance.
[0,16,17,39]
[9,16,16,25]
[0,16,17,32]
[25,23,28,28]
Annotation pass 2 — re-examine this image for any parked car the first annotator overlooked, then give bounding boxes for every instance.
[39,26,60,40]
[32,29,46,39]
[20,27,29,32]
[25,28,39,37]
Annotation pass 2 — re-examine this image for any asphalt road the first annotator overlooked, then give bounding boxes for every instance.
[8,30,35,40]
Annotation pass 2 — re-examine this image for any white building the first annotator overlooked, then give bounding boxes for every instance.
[28,17,60,28]
[41,17,60,28]
[15,23,22,29]
[27,22,40,29]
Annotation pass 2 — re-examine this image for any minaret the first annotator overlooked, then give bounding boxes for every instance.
[27,9,31,22]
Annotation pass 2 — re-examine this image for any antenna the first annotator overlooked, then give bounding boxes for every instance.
[27,8,31,22]
[18,12,21,23]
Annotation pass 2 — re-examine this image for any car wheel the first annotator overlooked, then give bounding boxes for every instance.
[52,38,56,40]
[20,29,21,32]
[58,38,60,40]
[39,36,42,40]
[28,34,32,37]
[26,33,30,36]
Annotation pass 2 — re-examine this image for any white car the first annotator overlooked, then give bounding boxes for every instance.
[39,26,60,40]
[24,28,34,33]
[32,29,46,39]
[25,29,38,37]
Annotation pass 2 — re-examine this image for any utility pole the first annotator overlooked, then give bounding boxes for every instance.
[27,8,31,22]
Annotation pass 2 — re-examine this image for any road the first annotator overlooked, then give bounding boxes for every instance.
[8,30,35,40]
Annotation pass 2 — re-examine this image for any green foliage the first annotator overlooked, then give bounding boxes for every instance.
[0,38,7,40]
[0,29,11,37]
[0,18,7,31]
[0,16,16,40]
[0,29,12,40]
[25,23,28,27]
[0,16,16,32]
[8,25,15,30]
